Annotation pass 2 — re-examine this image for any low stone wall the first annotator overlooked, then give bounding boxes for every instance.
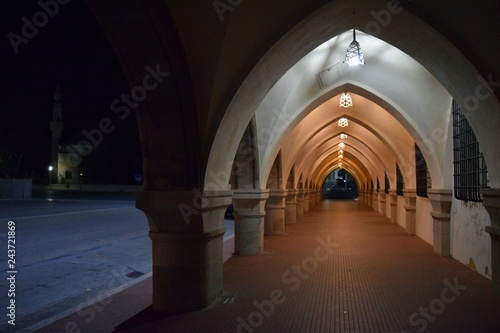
[32,183,143,193]
[0,179,32,199]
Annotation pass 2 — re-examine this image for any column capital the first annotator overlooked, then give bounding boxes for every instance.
[137,190,231,313]
[403,189,416,209]
[427,189,452,257]
[136,190,232,233]
[269,189,289,197]
[482,188,500,235]
[428,189,452,215]
[388,190,398,205]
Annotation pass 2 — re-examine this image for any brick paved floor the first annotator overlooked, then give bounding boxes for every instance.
[41,200,500,332]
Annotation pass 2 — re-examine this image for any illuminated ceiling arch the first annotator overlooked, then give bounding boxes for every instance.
[206,0,500,191]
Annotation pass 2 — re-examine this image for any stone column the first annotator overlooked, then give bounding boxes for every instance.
[136,190,232,314]
[403,189,416,235]
[264,189,288,235]
[482,189,500,295]
[285,189,298,224]
[388,190,398,224]
[232,189,270,255]
[296,189,305,217]
[428,189,452,257]
[372,189,378,211]
[309,189,317,208]
[303,189,310,213]
[379,192,387,217]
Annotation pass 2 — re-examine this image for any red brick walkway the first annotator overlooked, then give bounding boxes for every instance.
[40,201,500,332]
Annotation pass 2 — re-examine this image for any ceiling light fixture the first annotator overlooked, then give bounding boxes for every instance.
[339,142,345,149]
[344,28,365,67]
[339,92,353,108]
[340,133,348,140]
[338,118,349,127]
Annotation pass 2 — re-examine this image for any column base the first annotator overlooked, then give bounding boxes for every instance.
[150,229,225,313]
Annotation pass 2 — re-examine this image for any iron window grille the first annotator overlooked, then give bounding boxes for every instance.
[396,164,404,196]
[415,143,431,198]
[452,100,488,202]
[385,172,390,194]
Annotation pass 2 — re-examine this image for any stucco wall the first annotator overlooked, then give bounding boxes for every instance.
[450,197,492,279]
[415,196,433,245]
[397,196,406,228]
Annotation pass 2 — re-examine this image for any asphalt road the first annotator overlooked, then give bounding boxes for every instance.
[0,190,234,332]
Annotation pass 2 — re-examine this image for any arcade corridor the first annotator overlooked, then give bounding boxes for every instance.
[39,200,500,332]
[5,1,500,330]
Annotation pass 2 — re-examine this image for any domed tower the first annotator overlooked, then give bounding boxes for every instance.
[49,86,64,183]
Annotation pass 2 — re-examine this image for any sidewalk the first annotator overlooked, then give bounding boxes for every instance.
[35,200,500,332]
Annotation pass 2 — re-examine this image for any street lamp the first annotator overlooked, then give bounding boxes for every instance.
[48,166,53,189]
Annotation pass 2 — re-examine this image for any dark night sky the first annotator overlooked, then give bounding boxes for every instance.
[0,1,141,183]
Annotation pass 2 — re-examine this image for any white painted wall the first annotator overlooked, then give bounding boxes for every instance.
[450,197,492,279]
[397,196,406,228]
[415,196,433,245]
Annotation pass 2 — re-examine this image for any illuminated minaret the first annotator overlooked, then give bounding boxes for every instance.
[49,85,64,183]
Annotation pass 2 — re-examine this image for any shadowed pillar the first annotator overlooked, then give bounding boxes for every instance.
[379,192,387,217]
[285,189,298,224]
[303,189,310,213]
[428,189,452,257]
[482,189,500,295]
[372,189,378,211]
[389,190,398,223]
[233,189,270,255]
[296,190,305,217]
[136,190,232,313]
[403,189,416,235]
[264,189,288,235]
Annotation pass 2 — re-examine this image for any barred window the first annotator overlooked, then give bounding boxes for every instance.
[396,164,404,196]
[384,172,390,194]
[452,100,488,202]
[415,144,431,198]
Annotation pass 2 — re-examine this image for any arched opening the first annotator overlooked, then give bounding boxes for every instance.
[323,168,358,200]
